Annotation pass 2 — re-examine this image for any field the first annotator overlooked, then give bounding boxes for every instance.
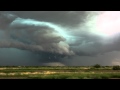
[0,66,120,79]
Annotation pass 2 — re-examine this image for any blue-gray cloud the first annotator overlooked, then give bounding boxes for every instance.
[0,11,120,66]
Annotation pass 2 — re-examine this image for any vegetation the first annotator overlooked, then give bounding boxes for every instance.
[113,65,120,70]
[0,66,119,79]
[93,64,101,68]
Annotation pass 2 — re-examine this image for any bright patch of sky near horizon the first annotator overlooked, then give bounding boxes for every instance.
[86,11,120,38]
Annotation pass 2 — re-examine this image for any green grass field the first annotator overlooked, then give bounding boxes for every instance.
[0,66,120,79]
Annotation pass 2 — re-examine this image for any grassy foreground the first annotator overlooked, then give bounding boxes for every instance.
[0,66,120,79]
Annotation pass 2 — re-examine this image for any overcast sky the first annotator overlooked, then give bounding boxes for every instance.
[0,11,120,66]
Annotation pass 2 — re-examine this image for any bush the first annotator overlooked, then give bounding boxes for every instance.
[93,64,101,68]
[113,65,120,70]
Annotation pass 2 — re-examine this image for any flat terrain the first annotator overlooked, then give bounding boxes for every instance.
[0,66,120,79]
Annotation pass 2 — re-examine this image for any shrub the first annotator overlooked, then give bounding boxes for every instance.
[113,65,120,70]
[93,64,101,68]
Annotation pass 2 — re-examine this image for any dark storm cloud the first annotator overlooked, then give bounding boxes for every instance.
[0,12,74,56]
[0,11,120,66]
[6,11,86,27]
[70,30,120,56]
[0,12,17,30]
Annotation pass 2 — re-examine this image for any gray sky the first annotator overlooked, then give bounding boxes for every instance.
[0,11,120,66]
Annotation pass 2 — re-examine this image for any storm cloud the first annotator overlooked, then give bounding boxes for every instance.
[0,11,120,66]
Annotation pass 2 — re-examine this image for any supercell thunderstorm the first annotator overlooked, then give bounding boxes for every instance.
[0,11,120,66]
